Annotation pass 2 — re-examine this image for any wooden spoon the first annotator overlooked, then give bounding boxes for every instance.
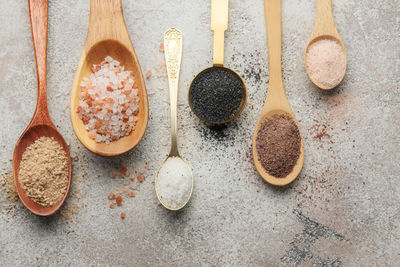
[70,0,148,156]
[304,0,347,90]
[13,0,72,216]
[252,0,304,186]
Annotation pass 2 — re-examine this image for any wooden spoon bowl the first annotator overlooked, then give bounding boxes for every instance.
[14,125,71,216]
[304,0,347,90]
[70,0,148,156]
[13,0,71,216]
[253,110,304,186]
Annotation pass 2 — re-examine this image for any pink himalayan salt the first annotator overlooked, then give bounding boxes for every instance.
[77,56,140,144]
[306,39,346,88]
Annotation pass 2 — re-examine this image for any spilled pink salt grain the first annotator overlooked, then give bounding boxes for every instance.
[305,39,346,88]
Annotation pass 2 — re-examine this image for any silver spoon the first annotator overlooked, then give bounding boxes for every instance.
[155,28,193,211]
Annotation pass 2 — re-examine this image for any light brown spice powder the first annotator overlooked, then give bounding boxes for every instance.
[1,171,18,203]
[18,136,69,207]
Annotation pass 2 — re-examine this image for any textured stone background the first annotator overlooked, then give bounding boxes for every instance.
[0,0,399,266]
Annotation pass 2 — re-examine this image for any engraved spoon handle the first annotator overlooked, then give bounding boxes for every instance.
[164,28,183,157]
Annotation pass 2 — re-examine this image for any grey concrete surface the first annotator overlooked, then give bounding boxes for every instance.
[0,0,399,266]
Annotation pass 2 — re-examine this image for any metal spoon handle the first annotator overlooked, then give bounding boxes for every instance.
[211,0,228,66]
[29,0,49,123]
[164,28,183,156]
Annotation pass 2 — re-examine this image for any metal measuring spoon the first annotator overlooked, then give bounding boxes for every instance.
[155,29,193,211]
[188,0,246,125]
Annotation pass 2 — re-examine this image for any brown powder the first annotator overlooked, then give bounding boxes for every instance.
[1,171,19,216]
[18,136,69,207]
[256,114,301,178]
[1,171,18,203]
[313,125,331,140]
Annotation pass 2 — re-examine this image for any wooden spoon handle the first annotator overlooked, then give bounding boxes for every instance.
[264,0,282,88]
[29,0,49,123]
[314,0,338,37]
[86,0,129,48]
[211,0,228,66]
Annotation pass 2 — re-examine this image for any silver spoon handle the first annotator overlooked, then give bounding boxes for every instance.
[164,28,183,156]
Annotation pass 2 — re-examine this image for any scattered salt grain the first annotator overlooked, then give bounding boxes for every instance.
[77,56,140,143]
[137,174,144,183]
[116,195,122,206]
[156,157,192,209]
[146,70,152,79]
[305,38,346,88]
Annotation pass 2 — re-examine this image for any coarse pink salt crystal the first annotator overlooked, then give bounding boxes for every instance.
[305,38,346,89]
[146,70,152,79]
[77,56,140,143]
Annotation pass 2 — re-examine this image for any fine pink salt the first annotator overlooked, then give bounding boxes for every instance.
[306,39,346,88]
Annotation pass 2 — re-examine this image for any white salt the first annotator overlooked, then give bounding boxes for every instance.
[156,157,193,210]
[305,38,346,89]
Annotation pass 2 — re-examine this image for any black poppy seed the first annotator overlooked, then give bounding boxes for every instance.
[201,124,229,141]
[189,67,245,123]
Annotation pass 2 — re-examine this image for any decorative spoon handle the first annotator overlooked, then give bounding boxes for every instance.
[29,0,49,123]
[164,28,183,157]
[211,0,228,66]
